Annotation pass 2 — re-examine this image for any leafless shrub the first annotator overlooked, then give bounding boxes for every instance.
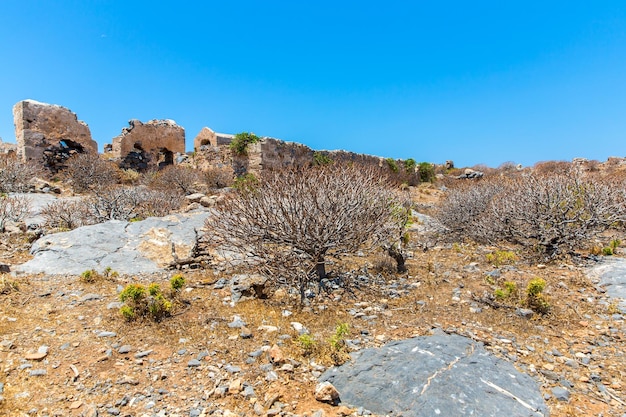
[203,166,234,190]
[0,156,41,193]
[205,166,403,302]
[86,186,184,223]
[436,169,626,259]
[61,153,120,193]
[533,160,572,175]
[149,165,202,195]
[40,199,93,231]
[119,168,142,185]
[436,179,504,240]
[0,194,32,232]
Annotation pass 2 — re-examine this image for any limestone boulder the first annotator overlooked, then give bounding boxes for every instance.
[112,119,185,170]
[13,100,97,168]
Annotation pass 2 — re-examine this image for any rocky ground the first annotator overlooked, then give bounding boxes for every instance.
[0,186,625,417]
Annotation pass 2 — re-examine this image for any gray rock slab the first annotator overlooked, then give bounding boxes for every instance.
[10,193,83,228]
[320,331,549,417]
[14,210,210,276]
[587,258,626,313]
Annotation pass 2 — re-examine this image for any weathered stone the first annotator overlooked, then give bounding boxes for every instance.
[315,381,340,404]
[112,119,185,171]
[320,331,549,417]
[13,100,97,171]
[0,137,17,155]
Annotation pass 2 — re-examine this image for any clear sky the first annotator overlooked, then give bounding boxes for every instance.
[1,1,625,167]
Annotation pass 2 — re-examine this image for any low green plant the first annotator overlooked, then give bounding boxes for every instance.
[313,152,332,166]
[602,246,614,256]
[80,269,97,283]
[233,173,259,192]
[329,322,349,350]
[229,132,261,155]
[170,274,186,291]
[486,250,518,267]
[119,281,176,322]
[525,277,550,314]
[386,158,399,173]
[494,281,517,300]
[297,333,316,355]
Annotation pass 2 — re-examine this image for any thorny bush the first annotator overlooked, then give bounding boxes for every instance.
[436,168,626,259]
[205,166,407,302]
[0,155,41,193]
[0,194,32,233]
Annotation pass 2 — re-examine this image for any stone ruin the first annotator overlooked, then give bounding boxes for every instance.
[192,128,393,177]
[111,119,185,171]
[12,100,98,172]
[0,137,17,156]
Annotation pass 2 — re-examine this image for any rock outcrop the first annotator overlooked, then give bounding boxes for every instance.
[14,209,209,275]
[12,100,97,171]
[112,119,185,171]
[320,331,549,417]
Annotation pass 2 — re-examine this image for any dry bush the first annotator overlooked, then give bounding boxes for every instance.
[203,166,234,190]
[533,160,572,175]
[205,166,404,301]
[0,156,41,193]
[61,153,120,193]
[87,186,183,223]
[40,199,93,231]
[437,169,626,259]
[119,168,142,185]
[148,165,202,195]
[0,194,32,232]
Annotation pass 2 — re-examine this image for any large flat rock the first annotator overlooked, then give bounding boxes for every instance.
[320,331,549,417]
[15,210,209,275]
[586,257,626,313]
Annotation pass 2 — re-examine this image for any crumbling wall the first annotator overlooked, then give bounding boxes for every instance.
[112,119,185,171]
[0,138,17,156]
[192,127,389,177]
[13,99,97,171]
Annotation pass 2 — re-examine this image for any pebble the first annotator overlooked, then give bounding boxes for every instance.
[118,345,132,354]
[187,359,201,367]
[97,331,117,337]
[551,387,570,402]
[134,350,153,358]
[29,369,47,377]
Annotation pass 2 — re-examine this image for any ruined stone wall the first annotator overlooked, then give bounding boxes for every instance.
[0,138,17,156]
[13,100,97,168]
[192,127,390,177]
[112,119,185,170]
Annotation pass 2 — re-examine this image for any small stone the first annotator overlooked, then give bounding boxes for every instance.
[134,350,153,358]
[25,352,47,361]
[315,381,340,404]
[290,322,308,334]
[268,344,285,364]
[118,345,131,354]
[29,369,47,376]
[69,400,83,410]
[516,308,534,319]
[97,331,116,337]
[80,293,102,302]
[240,327,253,339]
[187,359,201,367]
[228,378,242,394]
[228,315,246,328]
[543,363,555,371]
[551,387,570,402]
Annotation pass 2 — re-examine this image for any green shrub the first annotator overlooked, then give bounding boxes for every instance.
[526,278,550,314]
[386,158,399,173]
[418,162,435,183]
[170,274,186,291]
[602,247,614,256]
[229,132,261,155]
[404,158,417,174]
[118,281,177,322]
[297,333,316,355]
[80,269,97,283]
[233,173,259,192]
[329,322,349,350]
[313,152,333,166]
[495,281,517,299]
[486,250,517,267]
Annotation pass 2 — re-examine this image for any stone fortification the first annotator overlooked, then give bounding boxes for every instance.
[0,137,17,155]
[192,128,388,176]
[112,119,185,171]
[12,100,97,170]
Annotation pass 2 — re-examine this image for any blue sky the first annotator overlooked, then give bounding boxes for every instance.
[1,1,625,167]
